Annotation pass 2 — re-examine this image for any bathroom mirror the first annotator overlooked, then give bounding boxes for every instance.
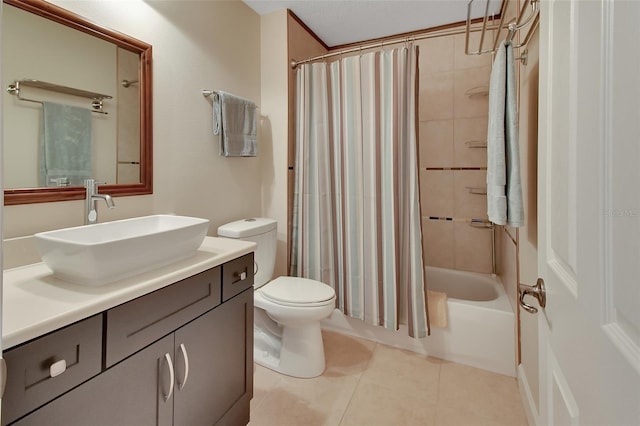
[2,0,152,205]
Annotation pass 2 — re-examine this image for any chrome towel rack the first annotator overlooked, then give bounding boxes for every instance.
[427,217,496,274]
[6,79,112,114]
[121,79,139,88]
[202,89,219,101]
[465,140,488,149]
[465,0,540,64]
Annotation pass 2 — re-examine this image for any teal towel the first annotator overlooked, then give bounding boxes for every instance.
[40,102,93,187]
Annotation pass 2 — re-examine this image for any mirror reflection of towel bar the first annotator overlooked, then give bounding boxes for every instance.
[121,79,139,88]
[7,79,110,114]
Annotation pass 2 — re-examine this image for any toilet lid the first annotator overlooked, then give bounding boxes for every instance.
[261,277,335,305]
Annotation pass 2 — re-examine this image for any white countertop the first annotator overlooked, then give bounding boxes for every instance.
[2,237,256,350]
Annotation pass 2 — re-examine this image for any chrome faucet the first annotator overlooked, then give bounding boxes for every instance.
[84,179,115,225]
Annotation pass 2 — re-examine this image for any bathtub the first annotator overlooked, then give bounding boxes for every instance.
[321,266,516,377]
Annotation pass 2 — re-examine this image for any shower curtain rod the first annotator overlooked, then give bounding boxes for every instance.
[290,24,501,69]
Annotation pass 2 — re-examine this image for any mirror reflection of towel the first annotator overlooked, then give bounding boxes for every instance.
[40,102,93,187]
[213,91,257,157]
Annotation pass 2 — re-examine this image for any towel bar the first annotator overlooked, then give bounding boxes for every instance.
[467,187,488,196]
[202,89,216,97]
[465,86,489,98]
[465,0,540,60]
[465,140,488,149]
[469,219,494,229]
[121,79,139,88]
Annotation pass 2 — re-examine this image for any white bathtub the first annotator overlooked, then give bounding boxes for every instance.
[321,266,516,377]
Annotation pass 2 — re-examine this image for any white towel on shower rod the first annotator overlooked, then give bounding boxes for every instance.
[486,41,524,227]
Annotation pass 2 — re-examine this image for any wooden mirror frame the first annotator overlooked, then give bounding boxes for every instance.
[3,0,153,205]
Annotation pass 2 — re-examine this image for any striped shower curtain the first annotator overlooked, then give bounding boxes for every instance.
[290,44,429,338]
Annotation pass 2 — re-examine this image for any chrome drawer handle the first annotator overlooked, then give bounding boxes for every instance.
[49,359,67,378]
[178,343,190,390]
[161,353,175,401]
[234,269,248,282]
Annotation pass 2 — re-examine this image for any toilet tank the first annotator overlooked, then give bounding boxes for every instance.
[217,218,277,288]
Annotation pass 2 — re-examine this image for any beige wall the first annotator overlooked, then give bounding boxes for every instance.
[3,0,262,240]
[418,32,494,273]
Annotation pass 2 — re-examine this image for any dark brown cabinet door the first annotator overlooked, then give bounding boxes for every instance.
[173,289,253,426]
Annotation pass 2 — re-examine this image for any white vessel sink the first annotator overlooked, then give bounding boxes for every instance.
[34,215,210,286]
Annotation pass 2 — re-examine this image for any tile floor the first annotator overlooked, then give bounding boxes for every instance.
[249,330,528,426]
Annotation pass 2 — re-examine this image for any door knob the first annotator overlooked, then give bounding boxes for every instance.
[519,278,546,314]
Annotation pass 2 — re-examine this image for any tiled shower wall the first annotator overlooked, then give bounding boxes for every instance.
[417,33,494,274]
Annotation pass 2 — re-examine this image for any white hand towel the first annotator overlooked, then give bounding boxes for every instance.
[505,43,524,227]
[486,41,524,227]
[487,42,508,225]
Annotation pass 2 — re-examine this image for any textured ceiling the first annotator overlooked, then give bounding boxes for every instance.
[242,0,502,47]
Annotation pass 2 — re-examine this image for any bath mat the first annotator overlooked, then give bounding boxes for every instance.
[427,290,448,328]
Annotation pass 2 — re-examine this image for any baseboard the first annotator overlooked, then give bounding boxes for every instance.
[518,363,540,426]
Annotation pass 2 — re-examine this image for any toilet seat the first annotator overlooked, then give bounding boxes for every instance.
[260,277,335,307]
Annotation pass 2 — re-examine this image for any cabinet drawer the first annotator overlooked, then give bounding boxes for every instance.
[2,315,102,426]
[221,253,254,302]
[105,266,221,367]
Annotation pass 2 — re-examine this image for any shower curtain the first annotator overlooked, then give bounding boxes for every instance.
[290,44,429,338]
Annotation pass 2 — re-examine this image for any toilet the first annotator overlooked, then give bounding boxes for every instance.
[218,218,336,378]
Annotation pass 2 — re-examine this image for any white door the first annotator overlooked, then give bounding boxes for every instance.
[537,0,640,424]
[0,0,4,418]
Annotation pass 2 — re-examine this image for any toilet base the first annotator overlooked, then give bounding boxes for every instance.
[254,311,327,378]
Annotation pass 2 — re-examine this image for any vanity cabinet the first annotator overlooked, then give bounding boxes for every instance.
[4,253,254,426]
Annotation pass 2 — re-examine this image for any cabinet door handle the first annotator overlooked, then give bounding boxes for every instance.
[161,353,175,401]
[178,343,190,390]
[0,358,6,398]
